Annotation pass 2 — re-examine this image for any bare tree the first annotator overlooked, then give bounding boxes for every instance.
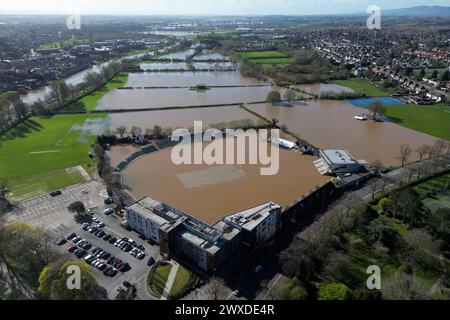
[415,144,430,161]
[433,140,446,157]
[445,141,450,155]
[130,126,142,136]
[206,277,226,300]
[115,126,127,139]
[398,144,412,167]
[283,89,297,105]
[405,167,419,184]
[260,279,276,300]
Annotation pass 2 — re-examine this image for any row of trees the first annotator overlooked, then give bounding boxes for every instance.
[398,140,450,167]
[0,61,123,134]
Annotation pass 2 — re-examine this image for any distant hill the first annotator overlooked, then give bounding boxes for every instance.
[381,6,450,17]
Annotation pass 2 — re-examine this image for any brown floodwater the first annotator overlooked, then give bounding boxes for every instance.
[122,141,330,224]
[126,71,262,87]
[107,145,142,168]
[96,86,285,110]
[106,106,262,131]
[247,101,441,166]
[140,62,189,71]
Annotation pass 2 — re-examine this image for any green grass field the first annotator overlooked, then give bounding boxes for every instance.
[385,104,450,140]
[331,78,390,97]
[239,51,293,65]
[65,72,128,112]
[0,114,103,201]
[149,263,172,297]
[170,266,191,296]
[239,51,289,58]
[248,57,294,64]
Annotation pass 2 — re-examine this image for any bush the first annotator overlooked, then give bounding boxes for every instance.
[276,278,308,300]
[318,282,351,300]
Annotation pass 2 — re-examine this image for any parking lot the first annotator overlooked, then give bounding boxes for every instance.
[6,180,160,299]
[6,181,106,237]
[60,211,161,299]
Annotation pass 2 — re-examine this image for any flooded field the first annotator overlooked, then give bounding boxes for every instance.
[193,53,229,61]
[140,62,189,71]
[247,101,440,166]
[96,86,284,110]
[293,83,354,95]
[126,71,261,87]
[122,141,330,224]
[105,106,262,131]
[192,62,235,70]
[160,49,196,60]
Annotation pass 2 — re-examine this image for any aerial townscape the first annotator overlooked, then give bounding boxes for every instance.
[0,0,450,308]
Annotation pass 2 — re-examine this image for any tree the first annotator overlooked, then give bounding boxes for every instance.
[38,261,104,300]
[206,277,226,300]
[427,208,450,243]
[276,278,307,300]
[415,144,430,161]
[397,144,412,167]
[430,70,438,79]
[318,282,350,300]
[153,125,162,139]
[266,90,281,104]
[130,126,142,136]
[283,89,297,105]
[389,188,423,227]
[368,100,386,121]
[279,239,320,282]
[366,216,400,250]
[433,140,446,157]
[271,118,279,128]
[0,222,59,297]
[68,201,85,214]
[115,126,127,139]
[417,69,425,81]
[440,70,449,82]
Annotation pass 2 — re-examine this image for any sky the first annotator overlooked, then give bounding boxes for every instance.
[0,0,449,15]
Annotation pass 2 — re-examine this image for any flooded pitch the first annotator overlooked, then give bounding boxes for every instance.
[122,142,330,224]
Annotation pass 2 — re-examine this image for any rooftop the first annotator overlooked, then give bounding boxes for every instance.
[321,149,358,165]
[224,202,280,232]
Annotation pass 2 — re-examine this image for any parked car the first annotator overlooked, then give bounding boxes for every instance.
[109,237,117,244]
[68,245,77,253]
[103,234,112,241]
[50,190,62,197]
[103,266,113,275]
[136,252,145,260]
[103,207,114,215]
[120,263,131,273]
[108,269,118,277]
[82,189,89,194]
[255,265,262,273]
[56,238,67,246]
[66,233,76,240]
[123,281,132,288]
[147,257,155,267]
[72,236,82,244]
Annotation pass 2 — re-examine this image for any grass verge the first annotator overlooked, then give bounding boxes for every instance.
[331,78,390,97]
